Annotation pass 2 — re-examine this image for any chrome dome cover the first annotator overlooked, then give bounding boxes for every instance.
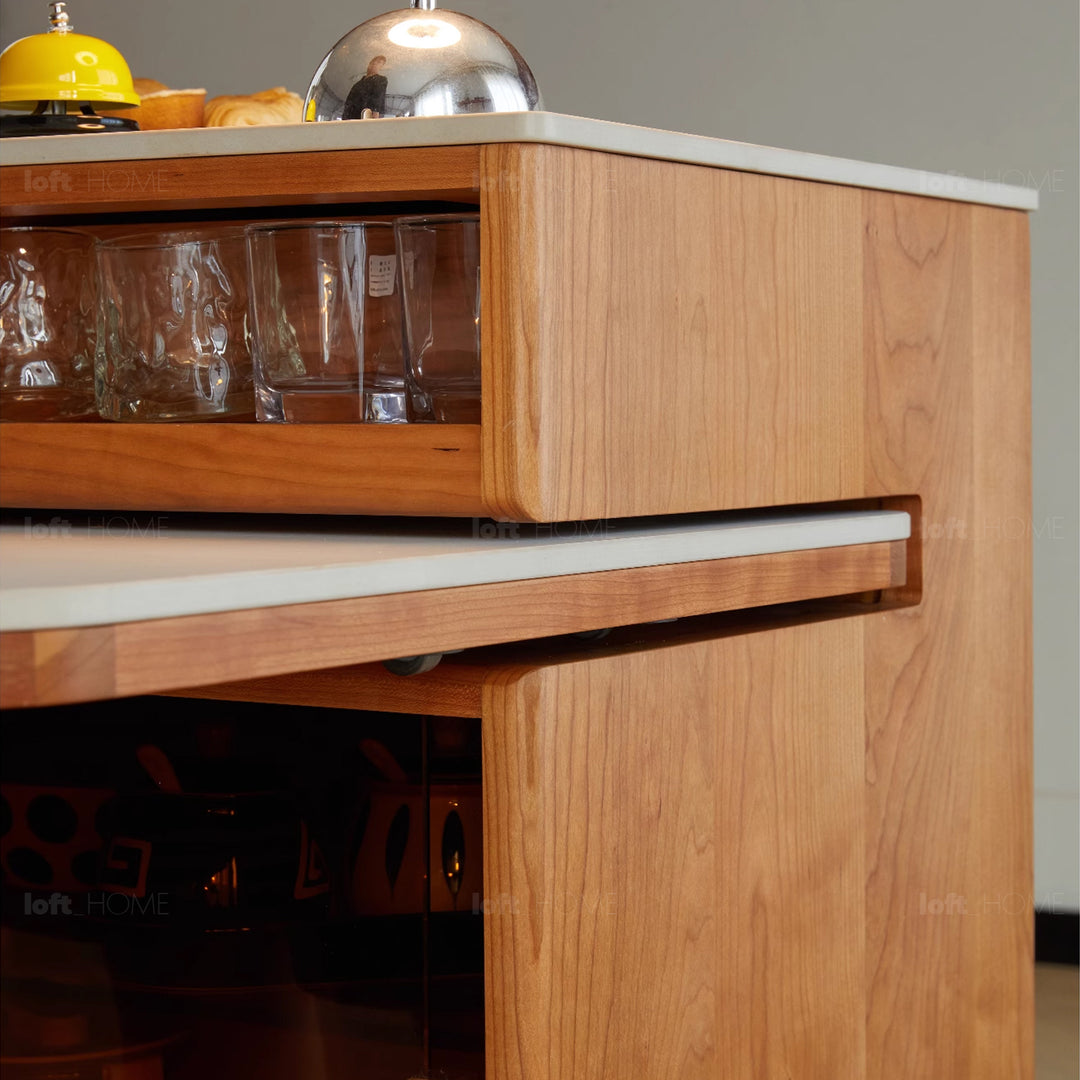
[304,4,541,121]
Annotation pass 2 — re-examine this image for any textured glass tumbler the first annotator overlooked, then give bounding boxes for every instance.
[395,214,481,424]
[96,229,255,422]
[247,221,404,423]
[1,227,97,421]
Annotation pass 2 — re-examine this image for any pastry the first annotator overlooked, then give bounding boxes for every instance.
[203,87,303,127]
[133,77,169,97]
[131,89,207,130]
[100,79,206,130]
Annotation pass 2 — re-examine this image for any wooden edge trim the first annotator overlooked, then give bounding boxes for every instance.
[0,422,483,516]
[881,493,922,605]
[478,143,543,521]
[1,145,482,216]
[171,661,488,718]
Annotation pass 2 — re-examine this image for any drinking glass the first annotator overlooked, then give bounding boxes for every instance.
[96,228,255,421]
[1,227,97,421]
[361,221,408,422]
[395,213,481,423]
[246,221,405,423]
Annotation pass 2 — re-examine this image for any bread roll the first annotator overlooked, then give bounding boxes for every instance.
[101,83,206,130]
[204,87,303,127]
[133,77,170,96]
[135,89,207,130]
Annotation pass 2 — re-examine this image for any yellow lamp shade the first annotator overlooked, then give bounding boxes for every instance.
[0,29,140,110]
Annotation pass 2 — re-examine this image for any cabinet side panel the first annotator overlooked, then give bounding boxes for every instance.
[480,144,865,521]
[967,205,1033,1074]
[862,194,1032,1078]
[482,621,865,1079]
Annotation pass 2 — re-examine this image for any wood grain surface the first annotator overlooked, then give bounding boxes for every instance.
[861,194,1033,1079]
[967,204,1034,1077]
[173,659,487,717]
[480,144,865,520]
[0,423,483,516]
[0,145,480,217]
[0,539,903,708]
[482,618,865,1079]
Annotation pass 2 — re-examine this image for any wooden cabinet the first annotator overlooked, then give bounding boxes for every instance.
[217,616,870,1079]
[0,114,1034,1078]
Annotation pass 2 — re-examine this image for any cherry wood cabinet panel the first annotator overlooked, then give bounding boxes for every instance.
[480,144,866,521]
[482,618,865,1079]
[0,423,484,516]
[860,193,1033,1080]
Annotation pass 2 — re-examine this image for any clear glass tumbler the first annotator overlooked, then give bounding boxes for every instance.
[395,213,481,424]
[246,221,405,423]
[361,221,408,423]
[1,227,97,421]
[96,228,255,422]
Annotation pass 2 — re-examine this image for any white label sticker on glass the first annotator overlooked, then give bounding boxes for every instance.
[368,254,397,297]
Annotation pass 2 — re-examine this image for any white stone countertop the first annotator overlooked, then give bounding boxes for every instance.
[0,111,1037,210]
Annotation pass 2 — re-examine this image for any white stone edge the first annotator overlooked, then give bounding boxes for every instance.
[0,111,1038,211]
[0,509,911,631]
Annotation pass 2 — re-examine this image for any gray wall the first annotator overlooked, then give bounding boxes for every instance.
[4,0,1077,909]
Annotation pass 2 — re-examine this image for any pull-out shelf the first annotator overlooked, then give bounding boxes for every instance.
[0,507,908,707]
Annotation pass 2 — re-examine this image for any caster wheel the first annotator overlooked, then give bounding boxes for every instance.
[383,653,444,676]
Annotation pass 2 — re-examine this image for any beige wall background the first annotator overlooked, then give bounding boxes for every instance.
[3,0,1077,910]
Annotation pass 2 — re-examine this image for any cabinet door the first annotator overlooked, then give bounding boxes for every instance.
[482,618,864,1079]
